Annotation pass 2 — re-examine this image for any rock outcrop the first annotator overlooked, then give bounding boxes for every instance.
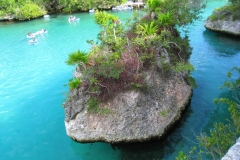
[204,17,240,36]
[63,68,192,143]
[222,137,240,160]
[0,15,15,21]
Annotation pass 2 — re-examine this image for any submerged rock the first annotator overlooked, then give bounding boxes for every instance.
[63,68,192,143]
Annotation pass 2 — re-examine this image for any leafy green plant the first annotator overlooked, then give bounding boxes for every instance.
[173,62,194,73]
[15,2,46,20]
[0,10,4,17]
[68,78,81,90]
[184,74,197,88]
[66,50,88,66]
[160,109,170,117]
[97,62,124,79]
[228,0,240,5]
[94,10,115,28]
[131,82,143,88]
[87,97,100,113]
[147,0,163,12]
[136,21,158,36]
[176,67,240,160]
[64,0,204,104]
[87,97,111,115]
[209,4,240,22]
[157,12,174,27]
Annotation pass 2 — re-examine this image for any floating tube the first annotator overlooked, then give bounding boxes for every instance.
[68,17,80,22]
[40,30,47,35]
[26,30,47,38]
[28,39,38,44]
[44,15,50,18]
[27,34,36,38]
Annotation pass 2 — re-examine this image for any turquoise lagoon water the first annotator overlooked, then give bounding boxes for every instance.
[0,1,240,159]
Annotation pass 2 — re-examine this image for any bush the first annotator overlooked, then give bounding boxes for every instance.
[176,67,240,160]
[157,12,174,27]
[68,78,81,90]
[209,4,240,21]
[15,2,46,20]
[66,50,89,66]
[0,10,4,17]
[228,0,240,5]
[66,8,199,102]
[87,97,111,114]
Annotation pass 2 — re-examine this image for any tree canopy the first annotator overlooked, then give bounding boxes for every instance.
[0,0,125,20]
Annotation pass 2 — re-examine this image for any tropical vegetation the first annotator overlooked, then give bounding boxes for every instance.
[175,0,240,158]
[65,0,205,113]
[0,0,126,20]
[209,0,240,21]
[176,67,240,160]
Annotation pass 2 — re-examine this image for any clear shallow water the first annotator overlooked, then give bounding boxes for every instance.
[0,1,240,160]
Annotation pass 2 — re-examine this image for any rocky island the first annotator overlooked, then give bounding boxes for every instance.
[64,62,192,143]
[204,2,240,36]
[63,0,204,143]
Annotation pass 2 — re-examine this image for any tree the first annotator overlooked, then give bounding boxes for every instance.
[176,67,240,160]
[228,0,240,5]
[0,0,125,19]
[0,0,47,20]
[146,0,206,27]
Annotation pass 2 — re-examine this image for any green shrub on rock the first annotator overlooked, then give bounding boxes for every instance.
[68,78,81,90]
[65,0,205,110]
[15,2,46,20]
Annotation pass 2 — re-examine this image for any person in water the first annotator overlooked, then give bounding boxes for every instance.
[40,28,46,34]
[28,37,37,44]
[33,37,37,42]
[69,16,77,21]
[69,16,73,21]
[28,32,36,38]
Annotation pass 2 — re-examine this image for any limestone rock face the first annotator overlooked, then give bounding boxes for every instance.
[204,18,240,36]
[0,15,15,21]
[222,137,240,160]
[63,70,192,143]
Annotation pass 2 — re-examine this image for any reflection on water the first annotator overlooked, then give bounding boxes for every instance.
[114,139,166,160]
[203,30,240,56]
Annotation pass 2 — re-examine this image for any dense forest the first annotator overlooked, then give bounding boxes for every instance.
[0,0,126,20]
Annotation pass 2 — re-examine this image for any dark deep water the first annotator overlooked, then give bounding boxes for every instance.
[0,0,240,159]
